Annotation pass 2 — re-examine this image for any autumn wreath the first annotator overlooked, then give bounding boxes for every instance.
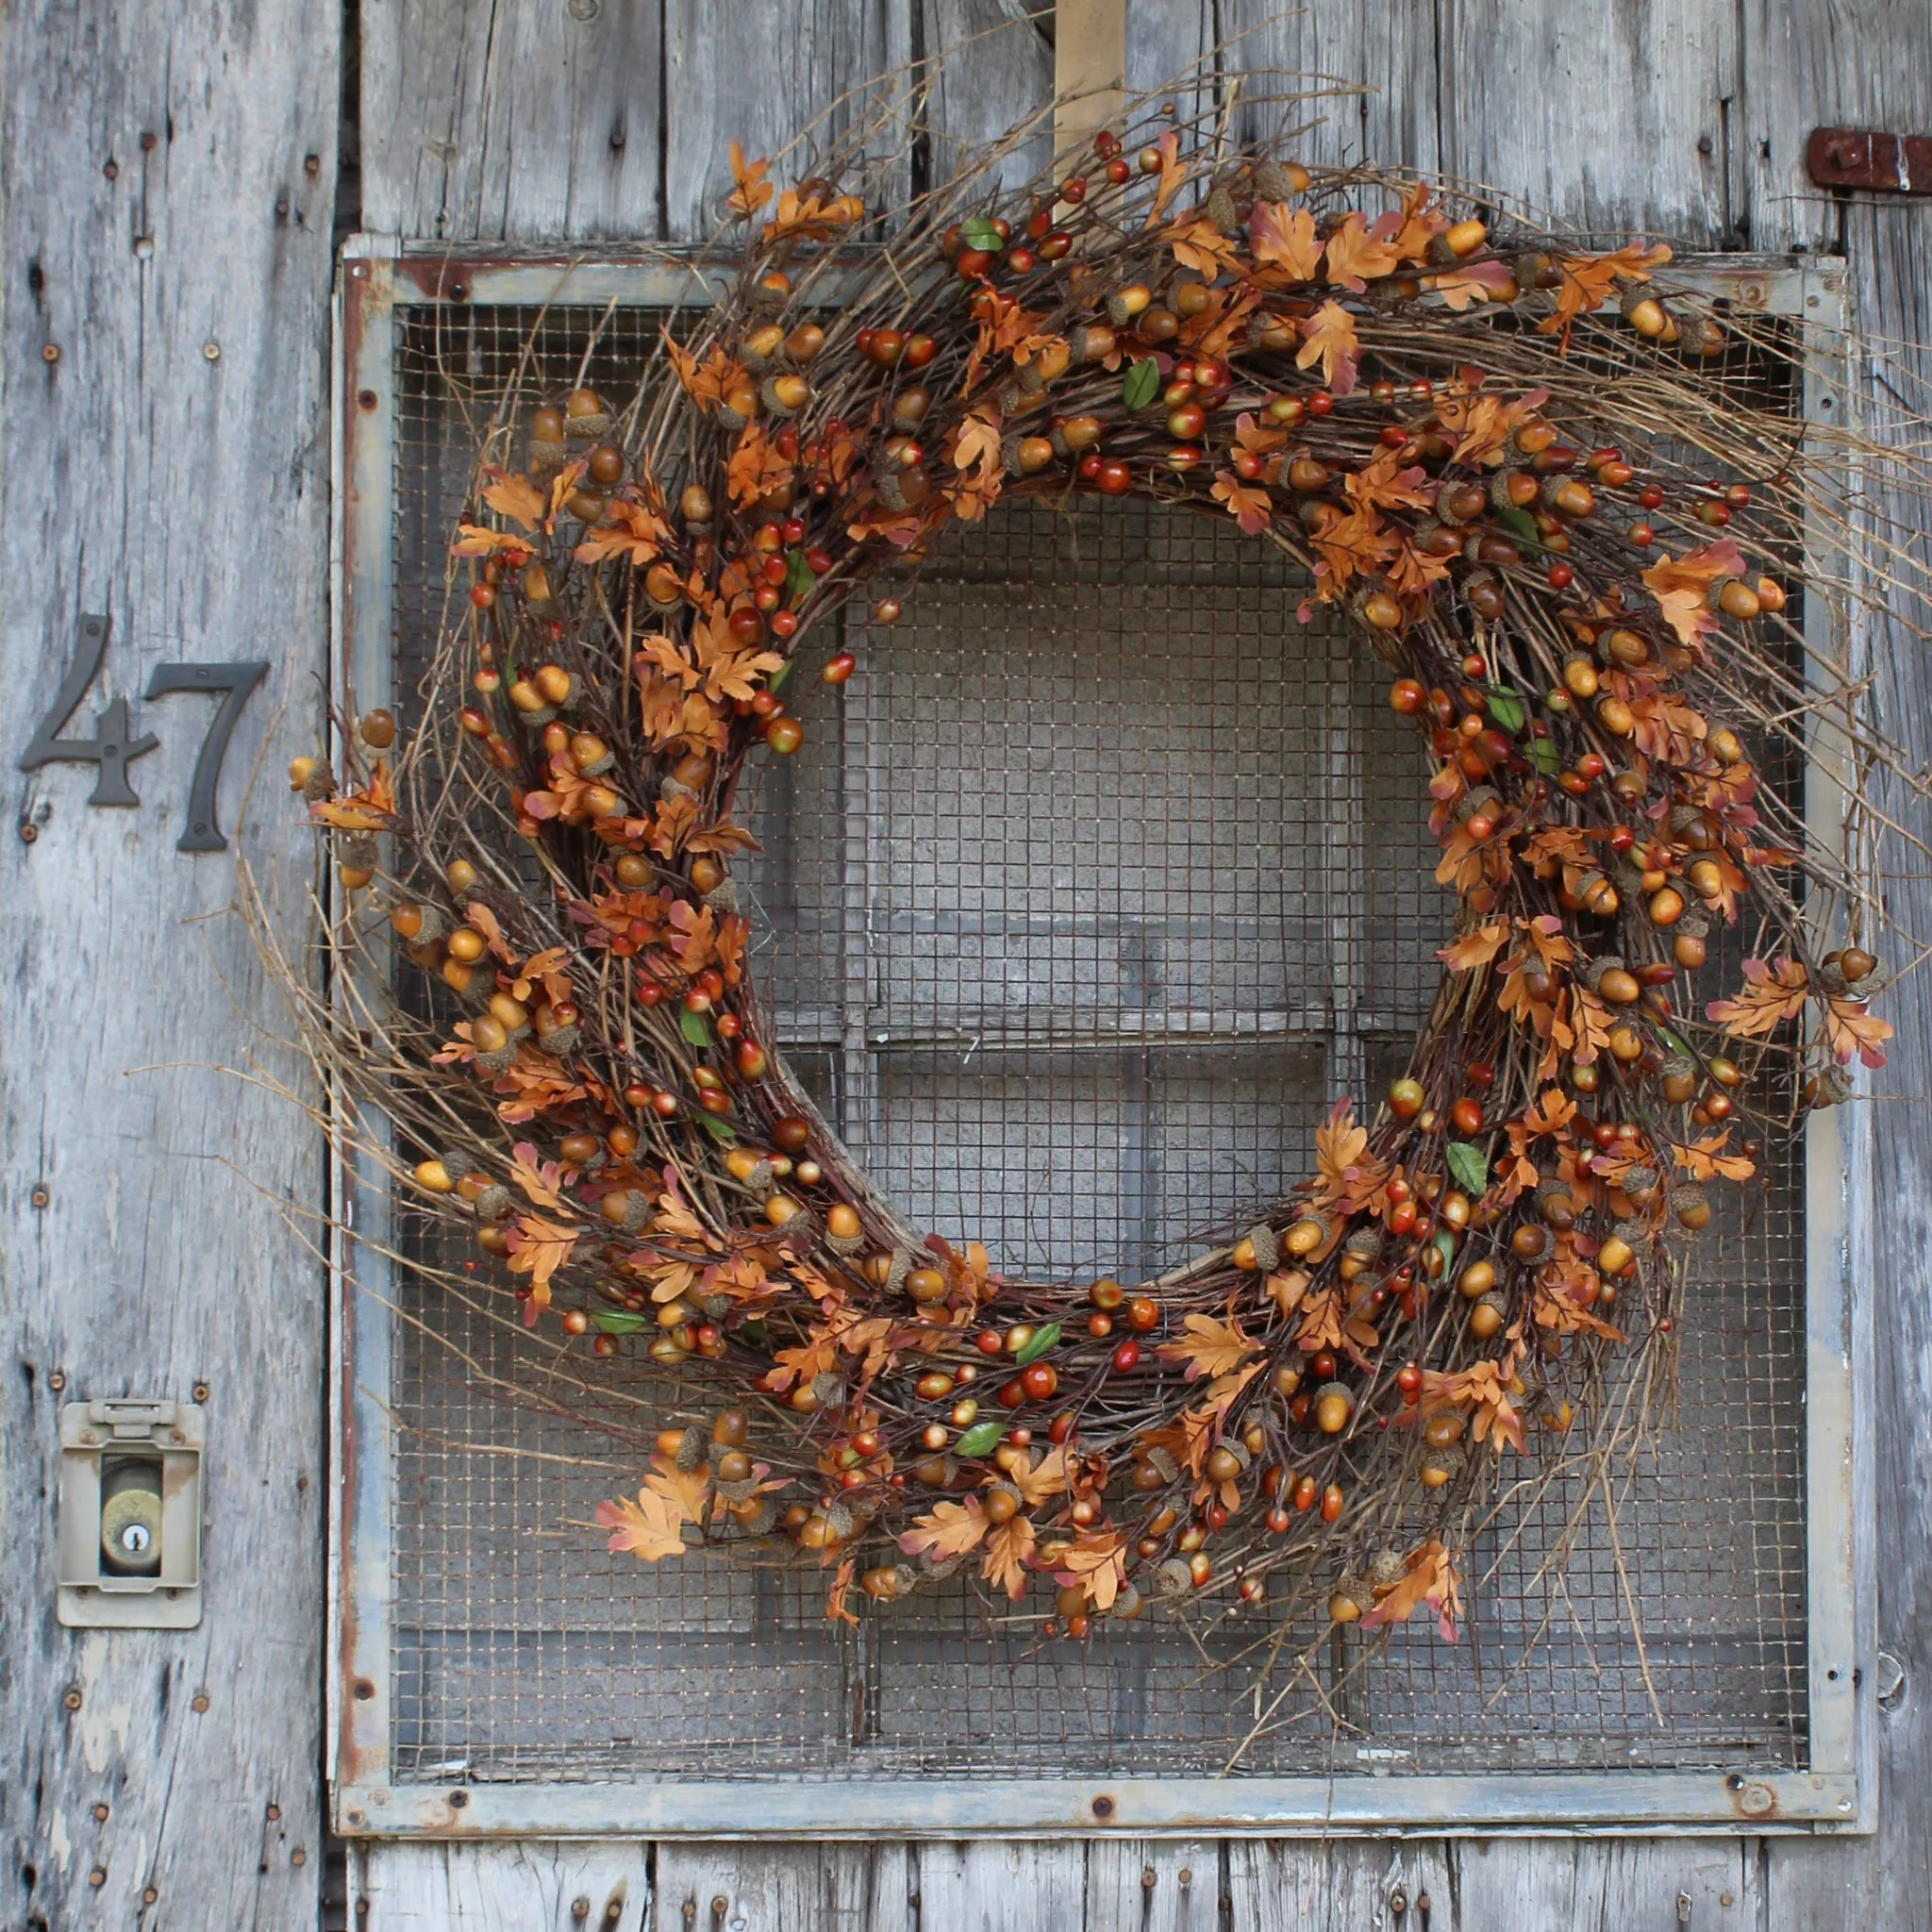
[289,95,1912,1645]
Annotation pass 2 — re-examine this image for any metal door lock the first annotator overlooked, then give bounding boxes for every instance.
[57,1399,204,1628]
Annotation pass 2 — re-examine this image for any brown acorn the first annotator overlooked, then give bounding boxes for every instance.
[1673,1183,1712,1231]
[564,387,612,440]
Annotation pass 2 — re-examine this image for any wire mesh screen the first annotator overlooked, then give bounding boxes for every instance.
[383,302,1808,1788]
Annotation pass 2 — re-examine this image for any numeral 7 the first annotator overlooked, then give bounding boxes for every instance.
[145,660,270,852]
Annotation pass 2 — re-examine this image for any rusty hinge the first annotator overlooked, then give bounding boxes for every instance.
[1807,127,1932,195]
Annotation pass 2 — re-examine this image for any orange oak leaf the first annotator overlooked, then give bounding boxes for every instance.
[575,496,672,566]
[1642,540,1745,647]
[982,1516,1037,1600]
[1707,955,1808,1037]
[1248,201,1322,280]
[725,424,795,508]
[897,1496,989,1562]
[1824,998,1892,1068]
[1055,1531,1127,1612]
[481,473,546,530]
[1358,1540,1461,1642]
[645,1455,712,1523]
[725,139,773,218]
[1158,1312,1260,1382]
[1439,921,1509,972]
[505,1212,578,1322]
[1210,471,1274,536]
[595,1484,687,1561]
[1295,300,1360,396]
[1322,214,1401,292]
[1672,1132,1757,1182]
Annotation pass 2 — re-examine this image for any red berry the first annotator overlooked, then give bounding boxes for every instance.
[1110,1340,1141,1374]
[1547,561,1574,590]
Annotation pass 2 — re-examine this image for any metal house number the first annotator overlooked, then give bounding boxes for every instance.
[19,611,268,851]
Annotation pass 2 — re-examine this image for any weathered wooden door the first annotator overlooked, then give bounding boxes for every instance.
[5,3,1929,1927]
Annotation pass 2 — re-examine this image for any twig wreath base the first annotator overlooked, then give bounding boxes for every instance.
[292,92,1907,1645]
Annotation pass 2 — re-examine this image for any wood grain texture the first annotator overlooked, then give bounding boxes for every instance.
[359,0,665,242]
[910,1840,1088,1931]
[349,1840,649,1927]
[918,0,1056,197]
[1084,1839,1222,1932]
[1435,0,1738,242]
[0,1,337,1927]
[1218,0,1439,182]
[652,1840,913,1930]
[664,0,911,242]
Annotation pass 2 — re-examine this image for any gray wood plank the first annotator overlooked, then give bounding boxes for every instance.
[919,0,1056,198]
[1435,0,1738,242]
[1218,0,1440,180]
[663,0,911,242]
[360,0,665,242]
[1226,1839,1457,1930]
[1457,1838,1761,1929]
[0,1,337,1927]
[652,1840,913,1931]
[1762,197,1932,1932]
[1085,1839,1222,1932]
[354,1841,649,1927]
[912,1840,1087,1931]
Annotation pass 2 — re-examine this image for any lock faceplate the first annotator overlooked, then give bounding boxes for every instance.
[57,1400,205,1628]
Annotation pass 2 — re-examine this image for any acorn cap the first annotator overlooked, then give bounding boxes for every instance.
[713,1475,761,1506]
[1489,469,1530,512]
[884,1248,915,1294]
[1674,904,1710,940]
[530,436,568,469]
[1153,1557,1194,1601]
[1619,281,1664,322]
[1202,181,1241,233]
[1110,1582,1144,1621]
[535,1024,579,1058]
[618,1192,652,1235]
[1143,1446,1180,1485]
[471,1045,517,1077]
[1001,431,1028,476]
[824,1229,866,1258]
[715,405,748,435]
[514,702,559,727]
[473,1183,513,1222]
[1620,1165,1660,1204]
[1368,1547,1408,1590]
[823,1500,857,1544]
[758,376,800,418]
[1244,1222,1281,1271]
[673,1425,708,1473]
[1250,158,1301,203]
[699,1293,731,1322]
[1344,1224,1385,1261]
[564,407,613,441]
[1455,786,1502,824]
[1015,358,1046,395]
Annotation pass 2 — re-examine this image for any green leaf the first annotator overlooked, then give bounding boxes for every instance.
[1431,1228,1458,1275]
[1485,686,1526,735]
[767,658,793,692]
[678,1006,711,1047]
[961,217,1006,254]
[694,1110,738,1144]
[1123,357,1161,411]
[1446,1141,1491,1194]
[1497,504,1541,549]
[955,1420,1004,1458]
[1013,1321,1060,1366]
[592,1309,647,1336]
[784,546,815,602]
[1526,736,1560,775]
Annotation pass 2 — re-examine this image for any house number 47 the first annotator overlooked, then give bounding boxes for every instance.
[18,612,267,852]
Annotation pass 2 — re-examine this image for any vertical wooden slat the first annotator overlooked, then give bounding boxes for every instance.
[911,1840,1087,1930]
[360,0,665,242]
[651,1840,913,1930]
[1216,0,1440,179]
[1225,1839,1458,1929]
[1085,1839,1222,1931]
[1435,0,1738,241]
[0,2,337,1926]
[662,0,912,242]
[918,1,1056,197]
[350,1840,649,1928]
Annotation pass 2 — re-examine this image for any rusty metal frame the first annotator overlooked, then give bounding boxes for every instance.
[328,242,1869,1838]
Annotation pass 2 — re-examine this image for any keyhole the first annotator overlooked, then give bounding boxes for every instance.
[120,1523,152,1556]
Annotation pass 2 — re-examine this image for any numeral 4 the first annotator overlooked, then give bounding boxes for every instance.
[18,612,159,807]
